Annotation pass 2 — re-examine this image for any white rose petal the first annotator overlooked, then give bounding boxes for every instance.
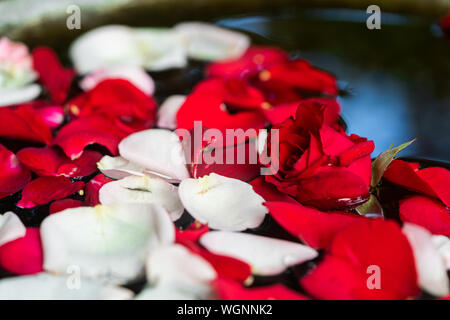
[174,22,250,61]
[200,231,318,276]
[432,235,450,270]
[0,211,26,246]
[40,203,175,285]
[119,129,190,182]
[145,244,216,299]
[98,155,146,180]
[99,175,184,221]
[80,65,155,96]
[98,155,179,182]
[69,25,144,74]
[0,273,133,300]
[134,28,188,71]
[0,84,41,107]
[157,95,186,130]
[135,285,198,300]
[70,23,248,72]
[403,223,450,297]
[178,173,267,231]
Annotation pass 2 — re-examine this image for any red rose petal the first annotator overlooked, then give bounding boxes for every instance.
[181,241,252,283]
[52,116,127,160]
[330,219,419,299]
[289,133,324,175]
[319,125,374,187]
[301,255,370,300]
[255,78,303,105]
[177,93,266,132]
[17,176,84,208]
[206,46,289,79]
[0,228,43,275]
[19,100,65,130]
[32,47,75,104]
[301,219,419,300]
[262,102,299,125]
[416,168,450,207]
[84,173,113,206]
[49,199,84,214]
[384,160,450,207]
[176,79,267,132]
[34,104,65,129]
[0,144,31,199]
[67,79,156,131]
[338,140,375,167]
[176,223,210,243]
[200,251,252,283]
[56,150,102,177]
[183,128,261,182]
[266,201,362,249]
[17,147,101,178]
[214,278,308,300]
[262,59,338,96]
[0,105,52,144]
[399,195,450,236]
[17,147,62,176]
[17,147,58,176]
[222,78,266,110]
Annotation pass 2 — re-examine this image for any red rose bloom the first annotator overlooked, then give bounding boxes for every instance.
[265,100,374,210]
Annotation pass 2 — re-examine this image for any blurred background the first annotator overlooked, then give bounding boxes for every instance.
[0,0,449,162]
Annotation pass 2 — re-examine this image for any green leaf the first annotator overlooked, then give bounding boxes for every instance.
[355,194,383,217]
[370,138,417,187]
